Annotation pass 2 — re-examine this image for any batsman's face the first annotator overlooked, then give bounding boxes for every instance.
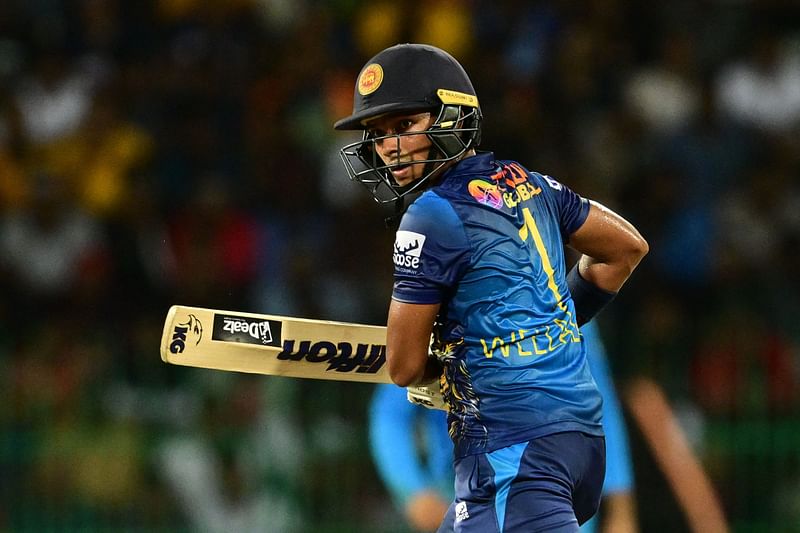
[365,112,435,187]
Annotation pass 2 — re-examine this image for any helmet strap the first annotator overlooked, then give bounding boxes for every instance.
[384,189,424,230]
[384,195,405,229]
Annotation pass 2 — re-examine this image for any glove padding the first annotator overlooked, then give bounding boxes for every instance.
[406,325,458,411]
[406,384,448,411]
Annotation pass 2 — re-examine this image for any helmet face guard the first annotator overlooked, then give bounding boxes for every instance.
[339,104,482,203]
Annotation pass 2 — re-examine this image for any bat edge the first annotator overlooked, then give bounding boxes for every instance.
[160,304,179,363]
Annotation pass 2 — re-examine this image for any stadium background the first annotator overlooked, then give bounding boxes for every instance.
[0,1,798,531]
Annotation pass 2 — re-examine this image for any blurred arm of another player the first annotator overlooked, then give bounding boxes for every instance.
[599,494,638,533]
[567,201,648,326]
[368,384,452,531]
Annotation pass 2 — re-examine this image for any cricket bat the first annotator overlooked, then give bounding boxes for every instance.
[160,305,392,383]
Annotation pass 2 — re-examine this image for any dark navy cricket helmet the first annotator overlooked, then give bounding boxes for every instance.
[334,43,482,204]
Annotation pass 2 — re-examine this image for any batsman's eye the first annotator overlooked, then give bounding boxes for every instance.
[366,118,416,138]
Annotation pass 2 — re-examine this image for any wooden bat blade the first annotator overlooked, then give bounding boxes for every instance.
[161,305,392,383]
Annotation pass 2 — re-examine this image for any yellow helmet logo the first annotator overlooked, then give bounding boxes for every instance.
[437,89,478,107]
[358,63,384,96]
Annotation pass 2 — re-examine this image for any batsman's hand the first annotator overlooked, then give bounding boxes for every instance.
[407,383,447,411]
[406,324,458,411]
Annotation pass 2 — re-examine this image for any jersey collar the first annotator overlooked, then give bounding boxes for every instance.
[441,151,497,181]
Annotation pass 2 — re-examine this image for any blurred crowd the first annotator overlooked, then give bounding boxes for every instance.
[0,0,798,531]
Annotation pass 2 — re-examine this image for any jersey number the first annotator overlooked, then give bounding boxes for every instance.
[518,207,563,306]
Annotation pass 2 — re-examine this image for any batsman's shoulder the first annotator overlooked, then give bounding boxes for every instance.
[400,190,462,234]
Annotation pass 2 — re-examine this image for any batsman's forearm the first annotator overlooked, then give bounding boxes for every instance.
[389,351,442,387]
[386,300,441,387]
[577,254,641,293]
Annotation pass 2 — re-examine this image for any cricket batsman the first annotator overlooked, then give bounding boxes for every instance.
[334,43,648,531]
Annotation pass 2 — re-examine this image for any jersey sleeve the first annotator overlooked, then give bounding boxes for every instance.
[536,173,591,241]
[391,192,471,304]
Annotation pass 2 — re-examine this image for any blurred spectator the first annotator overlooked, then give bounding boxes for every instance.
[352,1,405,57]
[36,87,154,218]
[0,172,109,303]
[715,29,800,134]
[624,31,701,136]
[715,148,800,276]
[158,375,306,533]
[412,0,474,60]
[165,174,265,306]
[13,46,99,146]
[691,306,800,416]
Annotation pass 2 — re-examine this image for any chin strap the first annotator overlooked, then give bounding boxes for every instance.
[384,195,406,230]
[384,189,425,230]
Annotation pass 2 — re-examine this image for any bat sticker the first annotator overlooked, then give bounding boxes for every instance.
[277,340,386,374]
[169,314,203,354]
[212,314,283,347]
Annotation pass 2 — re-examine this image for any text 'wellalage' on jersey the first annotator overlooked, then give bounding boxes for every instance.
[479,320,581,359]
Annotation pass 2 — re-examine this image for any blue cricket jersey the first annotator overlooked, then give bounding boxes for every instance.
[392,152,604,458]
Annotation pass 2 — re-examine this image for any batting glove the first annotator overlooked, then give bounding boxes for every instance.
[406,383,448,411]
